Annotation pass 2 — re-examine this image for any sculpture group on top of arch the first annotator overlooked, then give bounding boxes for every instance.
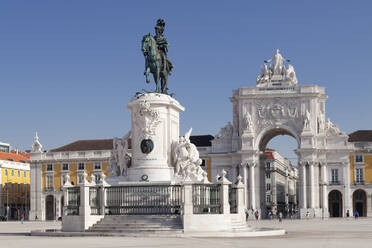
[256,49,298,86]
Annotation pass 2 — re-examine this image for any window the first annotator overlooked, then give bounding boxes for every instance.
[78,163,85,170]
[94,162,101,170]
[266,173,271,179]
[5,169,8,176]
[11,169,14,177]
[11,183,15,192]
[23,184,27,192]
[266,183,271,191]
[355,155,363,163]
[24,171,26,177]
[356,168,364,183]
[46,175,53,189]
[266,195,271,203]
[17,184,20,192]
[17,170,20,178]
[46,164,53,171]
[266,162,271,169]
[95,174,101,184]
[78,174,84,184]
[331,169,339,184]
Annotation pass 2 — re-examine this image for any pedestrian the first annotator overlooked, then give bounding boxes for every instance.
[245,208,249,221]
[279,212,283,222]
[354,210,359,219]
[306,211,309,219]
[346,210,350,218]
[255,210,259,220]
[20,213,24,224]
[268,211,272,220]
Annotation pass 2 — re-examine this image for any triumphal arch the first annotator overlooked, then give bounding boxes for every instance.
[211,49,353,218]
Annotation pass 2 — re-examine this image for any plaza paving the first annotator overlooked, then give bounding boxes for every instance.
[0,218,371,248]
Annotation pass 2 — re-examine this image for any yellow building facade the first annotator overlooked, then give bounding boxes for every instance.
[348,130,372,217]
[0,151,30,220]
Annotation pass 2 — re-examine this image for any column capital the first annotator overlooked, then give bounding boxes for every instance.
[248,162,257,168]
[239,162,248,168]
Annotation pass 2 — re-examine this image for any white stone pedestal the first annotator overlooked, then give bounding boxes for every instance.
[126,93,184,182]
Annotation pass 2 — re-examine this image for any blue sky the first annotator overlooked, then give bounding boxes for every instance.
[1,1,372,162]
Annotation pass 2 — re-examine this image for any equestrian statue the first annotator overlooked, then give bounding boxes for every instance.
[141,19,173,94]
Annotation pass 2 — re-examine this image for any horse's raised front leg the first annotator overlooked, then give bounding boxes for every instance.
[144,66,150,84]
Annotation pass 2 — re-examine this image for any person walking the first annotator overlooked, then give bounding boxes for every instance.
[20,213,24,224]
[268,211,272,220]
[354,210,359,219]
[279,212,283,222]
[346,210,350,218]
[255,210,259,220]
[245,208,249,222]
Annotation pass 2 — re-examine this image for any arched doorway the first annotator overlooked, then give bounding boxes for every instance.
[328,190,342,217]
[45,195,55,220]
[353,189,366,217]
[258,128,299,218]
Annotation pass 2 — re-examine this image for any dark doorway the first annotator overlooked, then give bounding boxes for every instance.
[45,195,55,220]
[353,189,366,217]
[328,190,342,217]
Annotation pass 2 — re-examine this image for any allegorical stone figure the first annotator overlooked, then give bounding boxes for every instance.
[265,49,290,75]
[141,19,173,94]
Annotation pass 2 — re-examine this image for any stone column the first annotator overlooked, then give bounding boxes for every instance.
[271,166,277,214]
[367,194,372,217]
[249,163,256,210]
[241,163,249,208]
[182,181,194,216]
[299,162,307,209]
[309,162,315,209]
[343,162,352,215]
[234,175,245,215]
[219,170,232,214]
[285,169,289,211]
[321,163,328,217]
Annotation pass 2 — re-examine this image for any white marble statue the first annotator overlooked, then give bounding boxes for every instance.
[303,110,311,130]
[265,49,290,75]
[256,64,270,84]
[243,111,253,133]
[215,122,233,139]
[109,131,132,177]
[31,132,42,153]
[285,64,298,85]
[325,118,345,136]
[172,128,204,182]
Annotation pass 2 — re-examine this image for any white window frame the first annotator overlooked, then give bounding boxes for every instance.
[331,169,339,183]
[355,154,364,163]
[355,167,364,183]
[62,163,69,171]
[46,175,53,189]
[78,162,85,171]
[94,162,101,171]
[78,174,84,184]
[266,183,271,191]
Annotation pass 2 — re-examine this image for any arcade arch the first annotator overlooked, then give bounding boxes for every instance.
[328,190,343,217]
[45,195,55,220]
[353,189,367,217]
[257,128,299,218]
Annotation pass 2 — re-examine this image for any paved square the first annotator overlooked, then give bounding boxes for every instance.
[0,218,371,248]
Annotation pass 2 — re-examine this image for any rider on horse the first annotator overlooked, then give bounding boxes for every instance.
[154,19,173,75]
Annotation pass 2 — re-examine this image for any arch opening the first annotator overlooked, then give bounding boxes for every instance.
[45,195,55,220]
[328,190,343,217]
[353,189,367,217]
[257,128,299,218]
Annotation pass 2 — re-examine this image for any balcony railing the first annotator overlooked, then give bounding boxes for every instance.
[354,180,365,185]
[329,181,341,185]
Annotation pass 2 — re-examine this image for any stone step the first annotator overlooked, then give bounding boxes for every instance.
[93,224,182,228]
[88,228,183,233]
